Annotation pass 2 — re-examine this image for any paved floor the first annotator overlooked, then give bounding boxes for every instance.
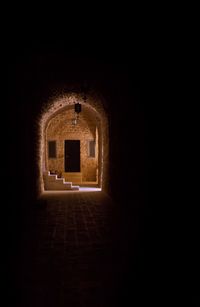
[11,191,120,307]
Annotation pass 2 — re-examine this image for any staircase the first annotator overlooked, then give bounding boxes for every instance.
[43,171,79,191]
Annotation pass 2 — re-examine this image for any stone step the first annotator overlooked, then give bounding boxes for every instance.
[45,184,69,191]
[43,171,80,190]
[71,186,79,190]
[45,174,57,182]
[56,177,65,183]
[63,182,72,188]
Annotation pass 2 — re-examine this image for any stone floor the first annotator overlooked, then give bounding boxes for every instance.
[10,191,121,307]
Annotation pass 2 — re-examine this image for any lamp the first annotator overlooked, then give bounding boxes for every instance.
[72,102,82,125]
[72,81,88,126]
[75,103,82,114]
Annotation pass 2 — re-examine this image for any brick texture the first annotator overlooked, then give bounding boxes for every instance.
[46,106,99,182]
[36,92,109,196]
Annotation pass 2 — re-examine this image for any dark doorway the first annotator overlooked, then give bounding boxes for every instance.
[65,140,80,172]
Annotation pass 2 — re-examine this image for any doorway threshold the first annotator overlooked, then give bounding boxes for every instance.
[42,187,102,195]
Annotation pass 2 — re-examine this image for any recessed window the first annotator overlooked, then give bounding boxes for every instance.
[48,140,56,158]
[88,140,95,158]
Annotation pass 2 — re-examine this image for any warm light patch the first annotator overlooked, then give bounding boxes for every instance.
[36,92,109,197]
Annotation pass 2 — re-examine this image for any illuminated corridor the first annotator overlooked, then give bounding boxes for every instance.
[7,42,153,307]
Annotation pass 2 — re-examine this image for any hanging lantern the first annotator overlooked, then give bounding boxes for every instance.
[75,103,81,114]
[72,103,81,126]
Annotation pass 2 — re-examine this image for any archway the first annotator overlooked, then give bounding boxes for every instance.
[36,92,109,196]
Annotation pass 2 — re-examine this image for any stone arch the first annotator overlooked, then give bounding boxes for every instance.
[36,91,109,196]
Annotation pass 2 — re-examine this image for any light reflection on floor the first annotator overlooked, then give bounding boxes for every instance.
[42,187,102,195]
[79,187,102,192]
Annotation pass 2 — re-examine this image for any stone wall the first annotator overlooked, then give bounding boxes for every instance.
[45,105,99,182]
